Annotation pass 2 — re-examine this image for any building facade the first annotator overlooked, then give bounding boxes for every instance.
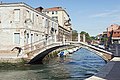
[42,7,72,42]
[107,24,120,44]
[0,2,58,50]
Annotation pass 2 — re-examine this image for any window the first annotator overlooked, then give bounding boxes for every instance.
[14,9,20,22]
[51,27,54,31]
[45,19,49,27]
[52,22,54,28]
[52,16,58,22]
[47,11,49,14]
[55,11,58,14]
[32,13,34,24]
[26,33,29,44]
[14,33,20,44]
[54,23,57,29]
[52,11,54,14]
[36,15,39,24]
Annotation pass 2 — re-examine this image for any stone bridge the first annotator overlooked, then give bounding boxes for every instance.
[21,40,113,64]
[69,41,113,61]
[0,40,113,63]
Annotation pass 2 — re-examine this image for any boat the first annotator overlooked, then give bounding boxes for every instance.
[72,47,79,52]
[57,50,69,57]
[67,49,74,54]
[58,47,80,57]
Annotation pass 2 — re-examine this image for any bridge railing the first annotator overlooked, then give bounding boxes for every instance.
[20,37,52,55]
[20,36,66,58]
[29,42,66,59]
[68,41,112,55]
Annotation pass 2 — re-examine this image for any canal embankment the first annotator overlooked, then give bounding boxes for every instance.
[0,58,26,63]
[86,57,120,80]
[0,51,26,63]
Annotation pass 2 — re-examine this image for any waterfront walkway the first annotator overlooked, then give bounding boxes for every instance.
[86,57,120,80]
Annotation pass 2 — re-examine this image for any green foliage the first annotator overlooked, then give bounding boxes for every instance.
[80,31,92,42]
[90,36,97,40]
[72,30,97,43]
[101,37,108,42]
[72,30,78,41]
[80,31,86,35]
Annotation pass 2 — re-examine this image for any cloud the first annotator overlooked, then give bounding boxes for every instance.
[90,10,120,18]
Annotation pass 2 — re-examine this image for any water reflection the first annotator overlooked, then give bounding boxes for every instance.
[64,48,106,79]
[0,48,106,80]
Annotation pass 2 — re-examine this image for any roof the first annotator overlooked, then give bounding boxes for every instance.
[43,7,63,11]
[107,24,120,31]
[43,7,70,17]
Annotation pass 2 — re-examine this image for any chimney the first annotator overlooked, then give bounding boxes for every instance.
[35,7,43,12]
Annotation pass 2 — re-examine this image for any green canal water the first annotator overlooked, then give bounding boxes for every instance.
[0,48,106,80]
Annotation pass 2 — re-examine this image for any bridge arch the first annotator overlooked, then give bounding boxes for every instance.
[23,41,112,64]
[28,45,65,64]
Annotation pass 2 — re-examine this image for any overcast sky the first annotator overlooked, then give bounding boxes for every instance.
[2,0,120,36]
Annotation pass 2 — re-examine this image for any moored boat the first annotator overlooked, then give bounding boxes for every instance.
[57,50,69,57]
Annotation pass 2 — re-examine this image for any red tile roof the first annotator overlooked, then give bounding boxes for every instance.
[44,7,63,11]
[43,7,70,17]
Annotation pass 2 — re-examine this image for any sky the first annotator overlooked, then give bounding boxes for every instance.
[2,0,120,36]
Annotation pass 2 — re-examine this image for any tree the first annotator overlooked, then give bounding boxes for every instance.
[100,37,108,45]
[72,30,78,41]
[90,36,97,40]
[80,31,86,35]
[80,31,92,43]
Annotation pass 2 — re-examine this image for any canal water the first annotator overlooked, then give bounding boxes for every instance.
[0,48,106,80]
